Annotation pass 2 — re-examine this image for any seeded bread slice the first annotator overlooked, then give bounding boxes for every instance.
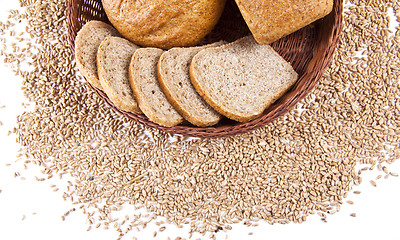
[157,42,224,127]
[75,21,120,90]
[190,36,298,122]
[129,48,184,127]
[97,37,141,113]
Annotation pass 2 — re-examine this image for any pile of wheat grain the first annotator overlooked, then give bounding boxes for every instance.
[1,0,399,239]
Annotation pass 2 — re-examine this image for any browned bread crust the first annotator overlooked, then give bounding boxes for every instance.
[102,0,227,49]
[235,0,333,44]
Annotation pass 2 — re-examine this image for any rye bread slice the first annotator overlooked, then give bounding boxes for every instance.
[129,48,184,127]
[75,21,120,90]
[157,42,224,127]
[97,36,141,113]
[190,36,298,122]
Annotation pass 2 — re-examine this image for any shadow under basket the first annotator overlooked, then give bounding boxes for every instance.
[67,0,343,138]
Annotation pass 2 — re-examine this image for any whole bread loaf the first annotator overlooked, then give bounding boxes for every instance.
[190,36,298,122]
[97,37,141,113]
[235,0,333,45]
[101,0,226,49]
[75,21,120,90]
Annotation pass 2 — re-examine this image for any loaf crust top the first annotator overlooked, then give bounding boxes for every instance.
[102,0,226,49]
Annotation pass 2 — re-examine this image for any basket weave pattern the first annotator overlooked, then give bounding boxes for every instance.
[67,0,343,138]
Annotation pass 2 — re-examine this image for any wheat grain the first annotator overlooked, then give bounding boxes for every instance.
[1,0,399,239]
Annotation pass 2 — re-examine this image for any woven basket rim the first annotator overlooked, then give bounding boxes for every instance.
[67,0,343,138]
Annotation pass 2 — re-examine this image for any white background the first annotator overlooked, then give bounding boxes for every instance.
[0,1,399,240]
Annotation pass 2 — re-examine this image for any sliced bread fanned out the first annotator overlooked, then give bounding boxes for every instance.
[75,21,120,90]
[157,42,224,127]
[97,37,141,113]
[129,48,184,127]
[190,36,298,122]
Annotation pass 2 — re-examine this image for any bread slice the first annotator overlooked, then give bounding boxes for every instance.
[97,37,141,113]
[75,21,120,90]
[190,36,298,122]
[157,42,224,127]
[234,0,333,45]
[129,48,184,127]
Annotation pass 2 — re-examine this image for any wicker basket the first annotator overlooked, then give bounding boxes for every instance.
[67,0,343,138]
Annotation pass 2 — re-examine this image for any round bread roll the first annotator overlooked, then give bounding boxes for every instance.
[102,0,226,49]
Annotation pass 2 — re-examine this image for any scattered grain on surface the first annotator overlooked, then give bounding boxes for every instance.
[0,0,399,239]
[370,180,377,187]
